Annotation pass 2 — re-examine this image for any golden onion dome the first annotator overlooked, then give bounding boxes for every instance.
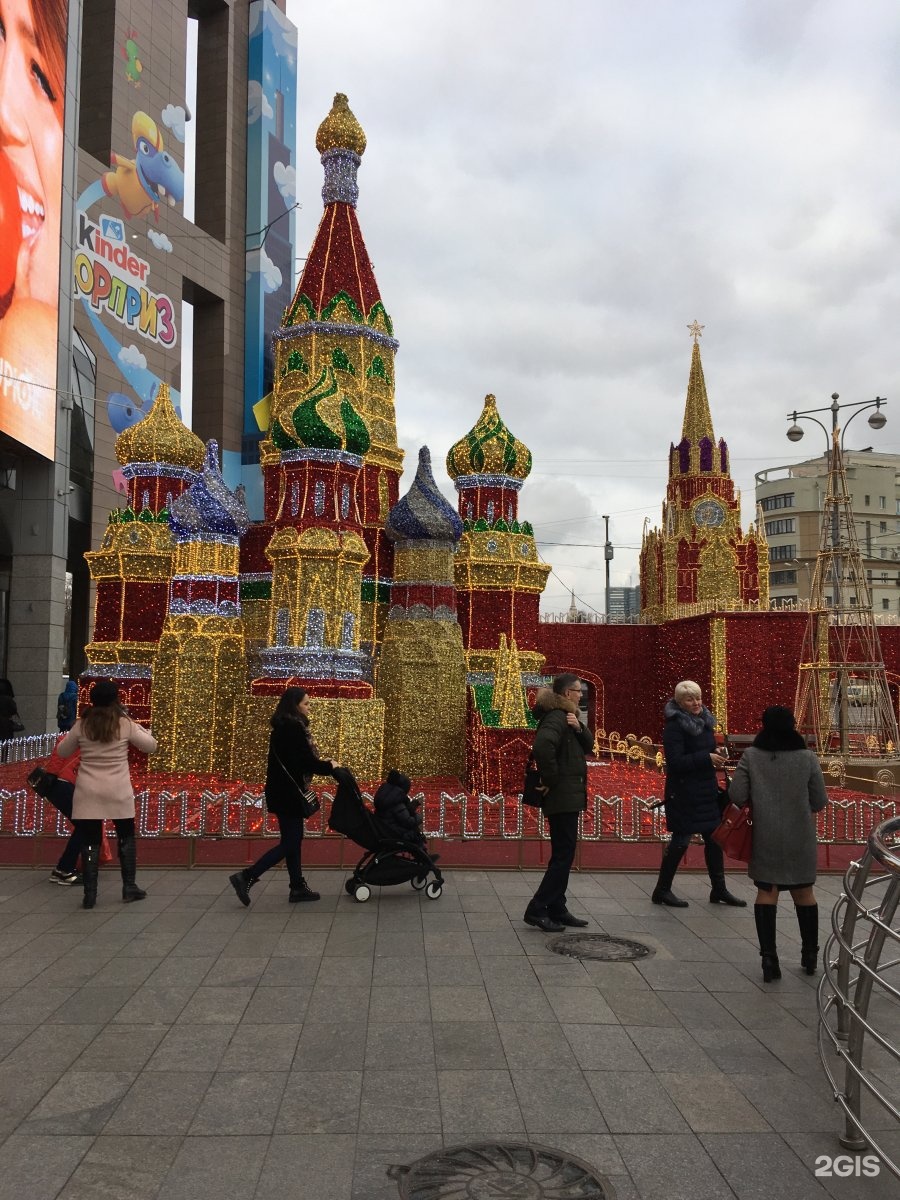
[114,382,206,470]
[315,93,366,156]
[446,394,533,482]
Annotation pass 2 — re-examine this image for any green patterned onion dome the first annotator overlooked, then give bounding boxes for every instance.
[272,364,371,456]
[446,394,532,481]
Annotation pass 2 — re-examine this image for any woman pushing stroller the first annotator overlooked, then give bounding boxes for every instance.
[230,687,338,906]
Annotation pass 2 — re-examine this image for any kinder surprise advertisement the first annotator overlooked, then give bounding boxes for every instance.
[75,94,185,437]
[0,0,70,461]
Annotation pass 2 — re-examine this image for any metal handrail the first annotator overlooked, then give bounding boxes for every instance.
[817,815,900,1179]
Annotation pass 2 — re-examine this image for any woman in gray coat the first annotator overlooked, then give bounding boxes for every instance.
[728,706,827,982]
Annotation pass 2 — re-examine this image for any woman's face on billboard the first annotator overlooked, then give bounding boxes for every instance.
[0,0,64,306]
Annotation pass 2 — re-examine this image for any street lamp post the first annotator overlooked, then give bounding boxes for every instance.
[602,514,612,620]
[787,394,887,613]
[786,394,891,758]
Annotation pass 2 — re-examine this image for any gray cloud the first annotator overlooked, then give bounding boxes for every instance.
[286,0,900,611]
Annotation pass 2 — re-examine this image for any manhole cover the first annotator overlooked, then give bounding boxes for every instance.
[389,1141,614,1198]
[547,933,653,962]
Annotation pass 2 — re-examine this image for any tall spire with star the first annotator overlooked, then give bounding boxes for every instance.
[639,324,768,626]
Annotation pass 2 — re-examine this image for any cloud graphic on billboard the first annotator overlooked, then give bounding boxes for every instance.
[147,229,173,252]
[246,247,282,294]
[247,80,273,124]
[118,344,147,370]
[161,104,187,143]
[273,161,296,204]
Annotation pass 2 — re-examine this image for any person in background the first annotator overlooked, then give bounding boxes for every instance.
[56,680,157,909]
[229,687,337,907]
[45,738,82,885]
[0,693,22,761]
[728,705,828,982]
[523,674,594,933]
[56,679,78,731]
[655,680,746,908]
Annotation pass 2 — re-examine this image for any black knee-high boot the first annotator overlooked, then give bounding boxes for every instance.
[81,845,99,910]
[796,904,820,974]
[652,840,689,907]
[754,904,781,981]
[118,836,146,902]
[705,838,747,906]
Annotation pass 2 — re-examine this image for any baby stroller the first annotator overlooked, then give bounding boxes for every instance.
[328,767,443,902]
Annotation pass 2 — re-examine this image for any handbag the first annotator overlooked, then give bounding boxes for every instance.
[521,755,546,807]
[26,766,58,799]
[273,751,320,819]
[712,801,753,863]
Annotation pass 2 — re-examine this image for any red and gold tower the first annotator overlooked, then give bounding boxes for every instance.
[640,325,768,622]
[447,394,550,677]
[83,383,205,718]
[265,93,403,649]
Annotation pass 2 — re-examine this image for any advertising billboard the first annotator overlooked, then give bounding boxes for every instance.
[0,0,69,461]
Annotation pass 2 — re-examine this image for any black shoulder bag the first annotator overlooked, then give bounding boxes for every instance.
[273,751,320,819]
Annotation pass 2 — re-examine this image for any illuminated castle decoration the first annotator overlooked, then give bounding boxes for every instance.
[256,364,373,693]
[639,328,769,623]
[151,441,250,774]
[264,93,403,650]
[447,394,550,679]
[83,382,206,718]
[377,447,468,778]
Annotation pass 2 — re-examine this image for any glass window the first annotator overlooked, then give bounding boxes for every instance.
[880,496,887,509]
[769,545,797,562]
[761,493,794,512]
[883,598,891,610]
[865,495,871,506]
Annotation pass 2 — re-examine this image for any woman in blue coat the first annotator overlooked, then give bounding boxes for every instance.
[653,680,746,909]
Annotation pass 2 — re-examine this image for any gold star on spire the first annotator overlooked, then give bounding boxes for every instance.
[687,320,704,343]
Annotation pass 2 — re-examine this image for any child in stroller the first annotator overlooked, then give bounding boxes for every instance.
[329,767,443,902]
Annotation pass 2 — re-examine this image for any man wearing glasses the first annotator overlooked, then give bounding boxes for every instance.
[523,673,594,933]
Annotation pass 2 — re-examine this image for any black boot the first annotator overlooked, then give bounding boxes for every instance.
[705,838,747,906]
[708,877,748,907]
[81,844,99,910]
[118,836,146,903]
[289,876,320,903]
[796,903,820,974]
[754,903,781,981]
[652,840,689,907]
[229,869,256,908]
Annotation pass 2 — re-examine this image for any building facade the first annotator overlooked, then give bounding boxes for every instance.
[0,0,296,730]
[756,450,900,617]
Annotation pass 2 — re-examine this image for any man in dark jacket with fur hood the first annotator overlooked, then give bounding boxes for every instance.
[523,674,595,932]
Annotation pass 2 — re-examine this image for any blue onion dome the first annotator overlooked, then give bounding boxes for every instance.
[385,446,464,543]
[271,364,371,457]
[168,440,250,540]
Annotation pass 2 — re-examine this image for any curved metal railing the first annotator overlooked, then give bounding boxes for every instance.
[817,815,900,1179]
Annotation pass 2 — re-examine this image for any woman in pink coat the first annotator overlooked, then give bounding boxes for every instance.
[57,680,157,909]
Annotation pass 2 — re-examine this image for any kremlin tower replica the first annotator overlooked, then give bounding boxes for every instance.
[80,95,549,790]
[640,324,768,621]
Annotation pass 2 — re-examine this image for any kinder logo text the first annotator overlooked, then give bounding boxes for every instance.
[74,212,177,348]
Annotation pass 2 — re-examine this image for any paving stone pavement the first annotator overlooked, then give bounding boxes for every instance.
[0,866,896,1199]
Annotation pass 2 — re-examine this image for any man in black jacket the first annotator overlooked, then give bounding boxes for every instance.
[523,674,594,933]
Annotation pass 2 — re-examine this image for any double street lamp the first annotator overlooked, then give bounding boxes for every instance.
[787,392,887,447]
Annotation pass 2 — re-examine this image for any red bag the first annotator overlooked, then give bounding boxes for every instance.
[712,801,752,863]
[99,828,114,864]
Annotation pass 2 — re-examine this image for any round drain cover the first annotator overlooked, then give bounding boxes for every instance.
[547,933,653,962]
[389,1141,613,1198]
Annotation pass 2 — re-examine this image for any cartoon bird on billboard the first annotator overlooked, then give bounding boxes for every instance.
[122,34,144,86]
[102,112,184,222]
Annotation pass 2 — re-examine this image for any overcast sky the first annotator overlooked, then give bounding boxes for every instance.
[284,0,900,614]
